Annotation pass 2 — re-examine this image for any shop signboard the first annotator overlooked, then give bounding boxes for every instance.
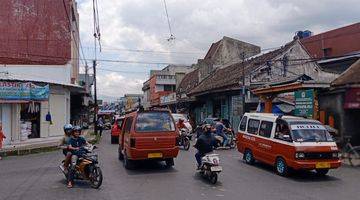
[0,81,49,101]
[294,89,314,118]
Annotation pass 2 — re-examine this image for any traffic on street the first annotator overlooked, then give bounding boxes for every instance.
[1,130,360,200]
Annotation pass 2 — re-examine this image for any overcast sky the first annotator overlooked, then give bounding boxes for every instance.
[77,0,359,101]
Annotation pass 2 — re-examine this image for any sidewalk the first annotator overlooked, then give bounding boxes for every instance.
[0,129,96,156]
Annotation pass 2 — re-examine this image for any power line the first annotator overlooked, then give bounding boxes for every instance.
[91,45,204,55]
[163,0,175,41]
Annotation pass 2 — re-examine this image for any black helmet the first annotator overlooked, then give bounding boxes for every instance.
[73,125,82,133]
[63,124,73,134]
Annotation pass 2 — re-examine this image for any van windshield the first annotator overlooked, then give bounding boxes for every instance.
[135,112,176,132]
[290,124,333,142]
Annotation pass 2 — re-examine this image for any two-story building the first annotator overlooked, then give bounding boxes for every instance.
[142,65,192,109]
[0,0,84,146]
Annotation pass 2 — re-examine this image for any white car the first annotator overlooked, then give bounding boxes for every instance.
[172,113,193,133]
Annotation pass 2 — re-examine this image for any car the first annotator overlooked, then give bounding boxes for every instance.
[111,117,124,144]
[171,113,193,133]
[237,113,341,176]
[118,110,179,169]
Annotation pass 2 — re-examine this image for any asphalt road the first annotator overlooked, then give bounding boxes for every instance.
[1,131,359,200]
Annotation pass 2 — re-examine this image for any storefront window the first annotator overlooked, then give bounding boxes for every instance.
[20,102,41,139]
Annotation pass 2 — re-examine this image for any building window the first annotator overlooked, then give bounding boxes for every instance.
[164,85,175,91]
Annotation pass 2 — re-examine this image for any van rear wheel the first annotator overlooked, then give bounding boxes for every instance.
[315,169,329,176]
[124,152,134,170]
[165,158,174,168]
[243,149,255,165]
[118,147,124,161]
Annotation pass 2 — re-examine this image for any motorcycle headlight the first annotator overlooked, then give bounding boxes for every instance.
[295,152,305,159]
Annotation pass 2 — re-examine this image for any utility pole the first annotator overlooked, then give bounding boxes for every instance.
[240,52,246,115]
[93,60,98,135]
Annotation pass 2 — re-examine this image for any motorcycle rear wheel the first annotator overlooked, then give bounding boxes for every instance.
[89,166,103,189]
[209,172,218,184]
[183,138,190,150]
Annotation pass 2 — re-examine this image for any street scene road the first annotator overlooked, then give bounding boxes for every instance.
[1,131,359,200]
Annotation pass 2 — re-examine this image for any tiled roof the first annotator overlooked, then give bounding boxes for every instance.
[176,68,199,96]
[189,40,297,96]
[332,58,360,86]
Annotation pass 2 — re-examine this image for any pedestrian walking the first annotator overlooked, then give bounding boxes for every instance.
[97,117,104,136]
[0,122,6,160]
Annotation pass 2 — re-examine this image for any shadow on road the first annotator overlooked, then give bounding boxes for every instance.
[238,160,340,182]
[123,160,179,175]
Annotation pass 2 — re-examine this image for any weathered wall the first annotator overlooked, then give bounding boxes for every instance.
[0,0,72,65]
[250,41,338,84]
[301,23,360,59]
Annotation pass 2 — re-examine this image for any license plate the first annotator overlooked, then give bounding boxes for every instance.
[316,162,330,169]
[210,166,222,172]
[148,153,163,158]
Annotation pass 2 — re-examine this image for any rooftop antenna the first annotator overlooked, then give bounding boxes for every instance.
[163,0,175,42]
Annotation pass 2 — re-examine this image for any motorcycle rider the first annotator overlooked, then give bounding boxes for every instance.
[194,124,216,169]
[67,126,89,188]
[59,124,73,172]
[215,119,230,147]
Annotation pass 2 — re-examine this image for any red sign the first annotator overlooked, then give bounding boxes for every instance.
[344,88,360,109]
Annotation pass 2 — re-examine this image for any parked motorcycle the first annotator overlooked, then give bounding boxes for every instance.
[214,129,236,149]
[59,145,103,189]
[179,128,191,150]
[199,153,222,184]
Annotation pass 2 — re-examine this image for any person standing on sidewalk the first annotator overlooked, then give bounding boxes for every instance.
[0,123,6,160]
[97,117,104,136]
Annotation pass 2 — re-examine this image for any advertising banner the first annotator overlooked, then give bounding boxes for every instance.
[0,81,49,101]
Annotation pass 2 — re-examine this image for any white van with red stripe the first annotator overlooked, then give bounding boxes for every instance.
[237,113,341,176]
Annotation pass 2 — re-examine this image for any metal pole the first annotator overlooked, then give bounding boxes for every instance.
[93,60,98,135]
[241,52,246,115]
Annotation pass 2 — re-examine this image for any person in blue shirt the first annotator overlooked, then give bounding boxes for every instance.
[67,126,88,188]
[215,119,229,147]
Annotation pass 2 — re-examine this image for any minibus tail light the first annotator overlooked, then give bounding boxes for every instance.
[332,152,339,158]
[130,138,136,148]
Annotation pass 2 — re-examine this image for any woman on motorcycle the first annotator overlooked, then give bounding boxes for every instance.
[67,126,89,188]
[59,124,73,172]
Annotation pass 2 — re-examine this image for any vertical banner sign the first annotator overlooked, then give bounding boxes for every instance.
[0,82,49,100]
[294,89,314,118]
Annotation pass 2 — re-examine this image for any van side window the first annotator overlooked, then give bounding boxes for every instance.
[123,117,133,134]
[275,123,292,142]
[239,116,247,131]
[259,121,273,138]
[247,119,260,135]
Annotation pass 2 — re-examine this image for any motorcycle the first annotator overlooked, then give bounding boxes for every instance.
[199,153,222,184]
[59,145,103,189]
[179,128,191,150]
[214,129,236,149]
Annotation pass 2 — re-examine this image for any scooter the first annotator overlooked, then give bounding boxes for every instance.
[199,153,222,184]
[179,128,191,150]
[59,145,103,189]
[214,130,236,149]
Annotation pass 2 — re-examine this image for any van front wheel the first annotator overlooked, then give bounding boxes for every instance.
[243,149,255,165]
[275,157,288,176]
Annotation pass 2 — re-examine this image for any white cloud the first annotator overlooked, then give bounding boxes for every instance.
[77,0,359,99]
